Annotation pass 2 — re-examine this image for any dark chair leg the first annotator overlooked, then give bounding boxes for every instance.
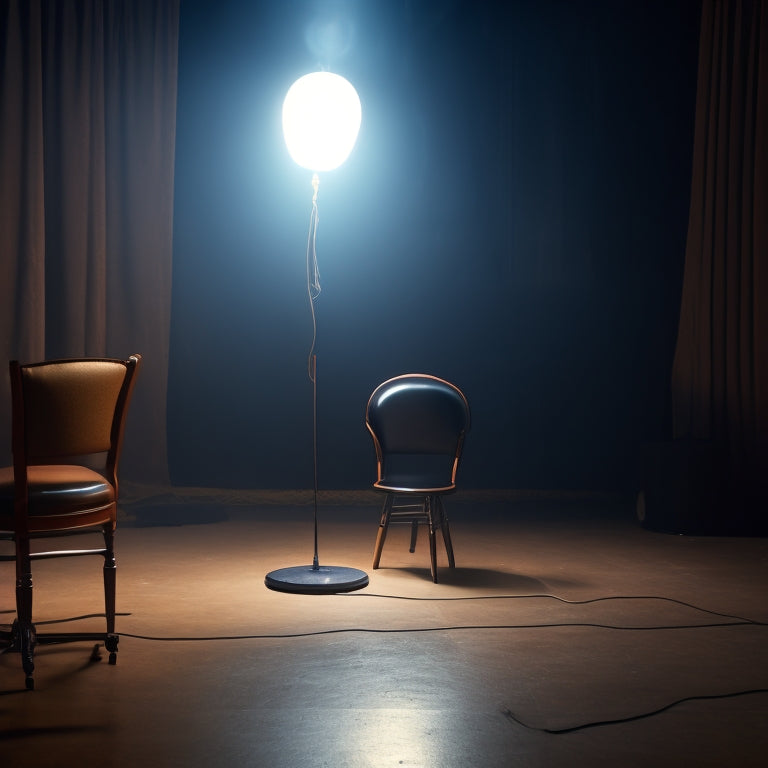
[437,497,456,568]
[408,520,419,553]
[373,494,394,569]
[17,619,36,691]
[102,524,118,665]
[426,496,439,583]
[15,537,36,690]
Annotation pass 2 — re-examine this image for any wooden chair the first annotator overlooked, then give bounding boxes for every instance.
[365,374,470,583]
[0,355,141,690]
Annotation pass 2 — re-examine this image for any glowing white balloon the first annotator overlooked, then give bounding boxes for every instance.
[282,72,361,172]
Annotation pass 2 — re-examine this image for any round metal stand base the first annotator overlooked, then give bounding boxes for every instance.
[265,565,369,594]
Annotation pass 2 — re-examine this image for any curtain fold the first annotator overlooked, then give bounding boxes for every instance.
[0,1,46,375]
[0,0,179,485]
[671,0,768,509]
[42,0,107,356]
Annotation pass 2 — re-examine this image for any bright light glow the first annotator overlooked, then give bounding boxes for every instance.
[282,72,361,172]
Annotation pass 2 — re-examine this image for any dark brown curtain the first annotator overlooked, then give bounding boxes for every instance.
[671,0,768,508]
[0,0,178,485]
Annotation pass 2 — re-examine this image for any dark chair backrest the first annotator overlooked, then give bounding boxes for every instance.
[366,374,470,488]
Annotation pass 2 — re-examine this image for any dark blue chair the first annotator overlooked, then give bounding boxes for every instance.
[365,374,470,583]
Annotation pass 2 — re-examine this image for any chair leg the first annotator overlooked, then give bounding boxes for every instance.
[437,497,456,568]
[102,524,118,665]
[15,537,36,690]
[426,496,439,583]
[373,494,394,569]
[408,520,419,553]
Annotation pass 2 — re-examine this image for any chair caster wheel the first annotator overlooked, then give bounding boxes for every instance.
[108,652,117,665]
[25,676,35,691]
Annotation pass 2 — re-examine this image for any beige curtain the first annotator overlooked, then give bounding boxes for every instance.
[0,0,179,485]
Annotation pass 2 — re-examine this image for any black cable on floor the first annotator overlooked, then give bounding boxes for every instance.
[5,595,765,643]
[8,593,765,640]
[116,617,765,642]
[501,688,768,734]
[342,592,767,626]
[5,602,766,735]
[34,612,132,626]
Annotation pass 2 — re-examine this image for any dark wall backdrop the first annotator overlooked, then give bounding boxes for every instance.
[168,0,701,492]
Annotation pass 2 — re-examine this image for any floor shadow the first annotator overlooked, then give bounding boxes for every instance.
[0,643,109,695]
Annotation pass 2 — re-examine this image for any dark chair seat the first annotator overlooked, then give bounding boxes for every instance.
[374,477,455,493]
[0,465,115,520]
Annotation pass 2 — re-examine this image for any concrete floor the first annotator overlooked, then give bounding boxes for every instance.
[2,495,767,767]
